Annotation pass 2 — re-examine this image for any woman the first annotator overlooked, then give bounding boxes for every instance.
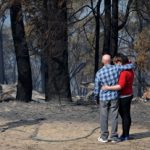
[102,53,134,141]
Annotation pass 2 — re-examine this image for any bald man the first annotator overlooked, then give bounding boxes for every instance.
[94,54,134,143]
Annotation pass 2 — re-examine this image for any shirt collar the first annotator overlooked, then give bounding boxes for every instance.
[104,64,111,67]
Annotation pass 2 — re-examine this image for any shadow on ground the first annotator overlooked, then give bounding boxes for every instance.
[130,131,150,140]
[0,118,46,132]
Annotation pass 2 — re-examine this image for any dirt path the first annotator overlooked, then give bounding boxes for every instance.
[0,101,149,150]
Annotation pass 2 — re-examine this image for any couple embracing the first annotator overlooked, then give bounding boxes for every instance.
[94,53,134,143]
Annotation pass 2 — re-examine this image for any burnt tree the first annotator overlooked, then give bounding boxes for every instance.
[91,0,102,75]
[10,1,32,102]
[45,0,71,101]
[0,16,5,84]
[103,0,133,57]
[40,0,48,92]
[94,0,101,75]
[103,0,111,55]
[111,0,118,57]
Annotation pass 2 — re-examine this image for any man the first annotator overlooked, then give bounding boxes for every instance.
[94,54,134,143]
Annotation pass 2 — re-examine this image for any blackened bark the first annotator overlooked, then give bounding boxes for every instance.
[103,0,133,57]
[103,0,111,55]
[94,0,101,75]
[10,1,32,102]
[118,0,133,30]
[111,0,118,57]
[137,68,142,97]
[40,58,46,92]
[46,0,71,101]
[0,18,5,84]
[40,0,48,93]
[136,3,144,97]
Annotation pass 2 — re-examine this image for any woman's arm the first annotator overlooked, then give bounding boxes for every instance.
[102,71,127,91]
[101,85,122,91]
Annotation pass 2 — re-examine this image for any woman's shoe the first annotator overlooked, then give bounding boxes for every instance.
[119,135,125,141]
[123,136,129,141]
[119,135,129,141]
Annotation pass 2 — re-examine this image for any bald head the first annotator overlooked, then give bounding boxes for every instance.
[102,54,111,65]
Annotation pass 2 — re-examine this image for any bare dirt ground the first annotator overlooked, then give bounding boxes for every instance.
[0,100,149,150]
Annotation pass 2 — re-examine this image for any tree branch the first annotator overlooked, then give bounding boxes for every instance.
[118,0,133,30]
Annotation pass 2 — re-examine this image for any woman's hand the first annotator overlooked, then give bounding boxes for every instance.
[101,85,110,90]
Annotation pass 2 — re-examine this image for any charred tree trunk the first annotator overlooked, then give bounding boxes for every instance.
[94,0,101,75]
[0,17,5,84]
[103,0,133,57]
[111,0,118,57]
[136,2,144,97]
[40,0,48,93]
[137,68,142,97]
[10,1,32,102]
[40,58,46,92]
[103,0,111,55]
[46,0,71,101]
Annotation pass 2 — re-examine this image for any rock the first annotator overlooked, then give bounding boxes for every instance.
[0,84,46,102]
[0,84,16,102]
[86,91,94,101]
[142,88,150,100]
[87,83,94,90]
[32,90,45,101]
[0,85,2,99]
[132,97,149,104]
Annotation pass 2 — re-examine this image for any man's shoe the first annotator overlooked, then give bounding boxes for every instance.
[98,137,108,143]
[111,137,120,143]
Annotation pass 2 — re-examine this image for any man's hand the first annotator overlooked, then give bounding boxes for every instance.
[101,85,110,90]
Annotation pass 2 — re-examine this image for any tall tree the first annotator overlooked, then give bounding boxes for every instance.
[111,0,118,57]
[93,0,102,75]
[135,0,144,97]
[90,0,102,75]
[103,0,111,55]
[103,0,133,57]
[0,16,5,84]
[40,0,48,92]
[10,0,32,102]
[45,0,71,101]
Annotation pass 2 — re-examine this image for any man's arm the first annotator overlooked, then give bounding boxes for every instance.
[102,85,121,91]
[116,63,135,72]
[101,71,127,91]
[94,72,101,102]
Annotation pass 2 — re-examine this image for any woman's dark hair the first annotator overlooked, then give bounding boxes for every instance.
[113,53,129,65]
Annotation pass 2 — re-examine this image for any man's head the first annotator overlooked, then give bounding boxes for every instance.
[102,54,111,65]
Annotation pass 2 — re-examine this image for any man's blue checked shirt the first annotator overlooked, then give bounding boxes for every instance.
[94,64,134,101]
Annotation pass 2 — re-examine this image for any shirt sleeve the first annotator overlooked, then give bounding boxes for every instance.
[116,63,134,73]
[118,71,127,89]
[94,72,101,98]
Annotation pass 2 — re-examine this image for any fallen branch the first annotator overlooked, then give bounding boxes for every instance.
[31,126,99,143]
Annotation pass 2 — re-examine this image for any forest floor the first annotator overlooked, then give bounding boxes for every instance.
[0,100,149,150]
